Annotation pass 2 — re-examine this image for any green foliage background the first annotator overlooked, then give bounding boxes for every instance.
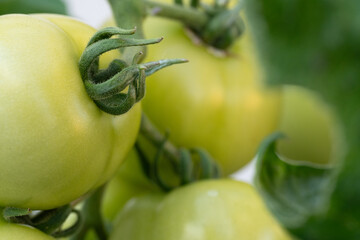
[0,0,66,15]
[247,0,360,238]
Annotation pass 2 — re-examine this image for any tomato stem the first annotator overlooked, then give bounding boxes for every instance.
[145,0,207,31]
[52,209,82,238]
[137,113,221,191]
[31,205,72,234]
[70,186,108,240]
[108,0,146,64]
[140,114,180,165]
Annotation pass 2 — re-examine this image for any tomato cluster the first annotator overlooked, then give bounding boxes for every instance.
[0,0,340,238]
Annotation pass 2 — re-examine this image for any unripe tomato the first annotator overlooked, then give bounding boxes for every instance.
[142,16,281,175]
[109,179,292,240]
[0,14,141,210]
[103,12,339,175]
[0,212,53,240]
[101,149,159,221]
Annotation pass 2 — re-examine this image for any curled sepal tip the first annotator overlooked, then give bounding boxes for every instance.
[143,58,188,76]
[79,27,186,115]
[79,37,163,80]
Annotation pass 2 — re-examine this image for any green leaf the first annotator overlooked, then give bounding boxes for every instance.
[255,133,333,229]
[247,0,360,238]
[255,134,360,239]
[0,0,66,15]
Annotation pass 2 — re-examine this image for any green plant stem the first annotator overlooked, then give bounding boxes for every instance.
[145,0,208,31]
[71,186,107,240]
[140,113,180,166]
[108,0,146,64]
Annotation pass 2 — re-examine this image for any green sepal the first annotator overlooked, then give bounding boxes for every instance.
[3,207,31,220]
[143,59,188,76]
[136,115,221,192]
[79,26,187,115]
[32,205,72,234]
[79,37,162,81]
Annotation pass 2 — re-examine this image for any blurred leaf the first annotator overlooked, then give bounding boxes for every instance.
[255,133,360,239]
[0,0,66,15]
[255,133,333,229]
[247,0,360,238]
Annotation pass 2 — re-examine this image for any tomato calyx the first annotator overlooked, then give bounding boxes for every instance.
[191,0,245,50]
[79,26,187,115]
[136,114,221,192]
[145,0,244,50]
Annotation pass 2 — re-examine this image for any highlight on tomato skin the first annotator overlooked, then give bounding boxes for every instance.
[108,179,292,240]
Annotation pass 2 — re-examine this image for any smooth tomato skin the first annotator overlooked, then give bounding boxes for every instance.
[0,225,53,240]
[142,16,281,175]
[101,149,160,221]
[109,179,292,240]
[0,14,141,210]
[0,214,53,240]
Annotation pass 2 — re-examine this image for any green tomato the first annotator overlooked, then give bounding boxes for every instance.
[141,15,339,172]
[101,149,159,221]
[0,14,141,210]
[277,85,343,164]
[109,179,292,240]
[142,16,281,175]
[0,212,53,240]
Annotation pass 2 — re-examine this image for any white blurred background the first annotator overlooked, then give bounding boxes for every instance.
[63,0,255,183]
[64,0,111,28]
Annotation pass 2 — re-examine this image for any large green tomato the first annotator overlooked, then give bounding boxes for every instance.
[109,179,292,240]
[0,14,141,210]
[0,211,53,240]
[142,16,281,175]
[141,14,339,173]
